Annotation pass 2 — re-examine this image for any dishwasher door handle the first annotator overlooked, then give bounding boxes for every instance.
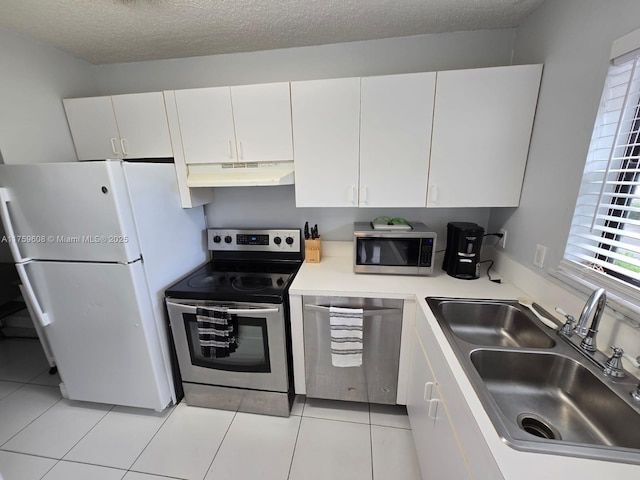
[304,304,401,316]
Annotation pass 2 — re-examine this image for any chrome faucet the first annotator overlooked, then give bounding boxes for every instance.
[575,288,607,353]
[557,288,637,379]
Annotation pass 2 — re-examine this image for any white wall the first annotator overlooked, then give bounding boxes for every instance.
[488,0,640,274]
[0,28,99,262]
[95,29,515,240]
[204,184,491,243]
[95,30,516,94]
[0,28,99,165]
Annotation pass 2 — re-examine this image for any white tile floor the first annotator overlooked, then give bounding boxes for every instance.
[0,338,422,480]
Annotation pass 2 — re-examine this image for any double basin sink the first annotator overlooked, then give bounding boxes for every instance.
[427,297,640,464]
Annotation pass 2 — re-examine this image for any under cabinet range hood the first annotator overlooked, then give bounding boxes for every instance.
[186,161,295,187]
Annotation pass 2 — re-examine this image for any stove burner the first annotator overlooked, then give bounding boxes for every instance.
[232,276,274,292]
[187,273,228,289]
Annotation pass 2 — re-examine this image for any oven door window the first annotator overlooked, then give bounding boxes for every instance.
[183,313,271,373]
[356,237,421,266]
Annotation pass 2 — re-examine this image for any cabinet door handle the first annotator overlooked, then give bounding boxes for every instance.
[424,381,435,401]
[228,140,233,159]
[360,185,368,205]
[349,185,357,205]
[110,138,119,155]
[428,398,439,419]
[238,141,243,160]
[120,138,128,156]
[429,184,438,204]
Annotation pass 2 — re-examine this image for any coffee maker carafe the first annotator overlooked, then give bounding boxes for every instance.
[443,222,484,279]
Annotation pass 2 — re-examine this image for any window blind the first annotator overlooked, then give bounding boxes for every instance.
[562,55,640,291]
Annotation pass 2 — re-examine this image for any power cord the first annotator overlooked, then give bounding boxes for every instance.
[484,232,504,245]
[478,259,501,284]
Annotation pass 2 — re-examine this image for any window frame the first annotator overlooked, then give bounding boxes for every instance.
[552,27,640,322]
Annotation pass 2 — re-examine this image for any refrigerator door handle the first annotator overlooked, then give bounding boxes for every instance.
[0,188,30,263]
[15,263,52,327]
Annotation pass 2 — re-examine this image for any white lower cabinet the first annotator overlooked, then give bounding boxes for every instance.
[407,332,472,479]
[409,307,504,480]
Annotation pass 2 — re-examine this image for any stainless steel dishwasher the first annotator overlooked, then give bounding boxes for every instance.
[303,296,403,404]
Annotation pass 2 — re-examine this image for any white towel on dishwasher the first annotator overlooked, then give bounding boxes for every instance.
[329,306,364,367]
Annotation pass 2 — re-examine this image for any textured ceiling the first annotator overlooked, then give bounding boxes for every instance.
[0,0,545,65]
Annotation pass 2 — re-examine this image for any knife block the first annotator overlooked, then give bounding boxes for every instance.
[305,238,321,263]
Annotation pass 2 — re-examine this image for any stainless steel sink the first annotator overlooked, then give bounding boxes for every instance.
[430,299,555,348]
[426,297,640,464]
[471,350,640,449]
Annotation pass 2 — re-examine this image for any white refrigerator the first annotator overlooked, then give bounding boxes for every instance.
[0,160,207,410]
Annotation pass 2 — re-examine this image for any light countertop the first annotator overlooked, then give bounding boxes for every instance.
[290,241,524,299]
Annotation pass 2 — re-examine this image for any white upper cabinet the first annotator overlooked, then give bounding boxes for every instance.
[427,64,543,207]
[359,72,436,207]
[63,96,122,160]
[110,93,173,159]
[63,92,173,161]
[291,78,361,207]
[174,87,236,164]
[174,82,293,165]
[230,83,293,162]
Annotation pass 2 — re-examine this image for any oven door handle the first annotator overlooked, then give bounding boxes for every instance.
[304,304,401,316]
[165,300,280,316]
[226,308,280,315]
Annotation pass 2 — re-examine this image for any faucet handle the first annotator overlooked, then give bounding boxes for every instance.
[632,384,640,402]
[555,307,574,322]
[610,346,624,357]
[556,307,575,337]
[622,352,640,368]
[604,346,626,378]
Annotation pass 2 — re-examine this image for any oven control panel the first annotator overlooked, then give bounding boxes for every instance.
[208,229,302,252]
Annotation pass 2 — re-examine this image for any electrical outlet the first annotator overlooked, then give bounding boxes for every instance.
[498,229,507,249]
[534,244,547,268]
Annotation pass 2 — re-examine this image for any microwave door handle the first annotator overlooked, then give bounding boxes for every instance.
[304,304,401,316]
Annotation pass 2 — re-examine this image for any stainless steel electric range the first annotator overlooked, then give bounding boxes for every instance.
[165,228,303,417]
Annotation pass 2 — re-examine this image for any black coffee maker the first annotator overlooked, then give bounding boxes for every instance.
[443,222,484,279]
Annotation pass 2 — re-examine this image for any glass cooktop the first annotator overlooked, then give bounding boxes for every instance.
[165,260,301,303]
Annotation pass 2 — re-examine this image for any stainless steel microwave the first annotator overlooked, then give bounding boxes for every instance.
[353,222,437,275]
